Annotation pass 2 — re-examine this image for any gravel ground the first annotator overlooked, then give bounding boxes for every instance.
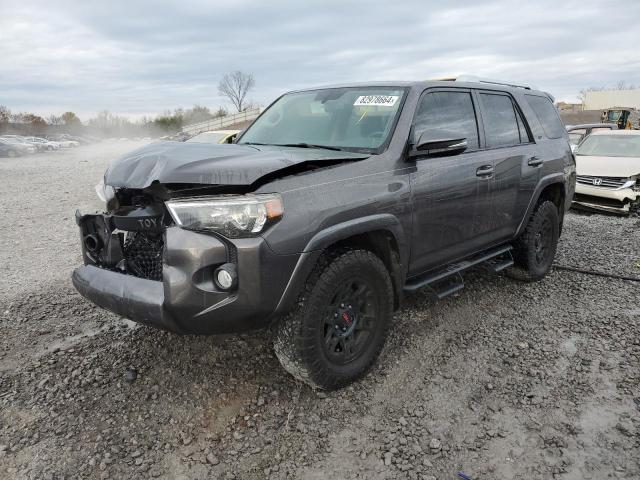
[1,143,639,480]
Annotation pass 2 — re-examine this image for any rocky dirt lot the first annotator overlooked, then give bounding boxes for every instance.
[0,143,639,480]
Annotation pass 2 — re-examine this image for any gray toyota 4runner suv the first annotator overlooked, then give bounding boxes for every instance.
[73,78,575,390]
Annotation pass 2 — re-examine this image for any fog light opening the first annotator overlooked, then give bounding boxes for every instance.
[214,263,238,291]
[83,234,99,252]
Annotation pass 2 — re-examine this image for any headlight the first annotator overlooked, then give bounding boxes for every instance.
[165,194,283,238]
[95,179,116,204]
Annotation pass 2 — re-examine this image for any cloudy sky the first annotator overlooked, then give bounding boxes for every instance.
[1,0,638,120]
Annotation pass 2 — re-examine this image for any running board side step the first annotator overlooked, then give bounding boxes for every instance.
[403,245,513,298]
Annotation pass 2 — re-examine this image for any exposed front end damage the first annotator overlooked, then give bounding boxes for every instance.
[573,175,640,215]
[72,142,369,334]
[73,189,300,334]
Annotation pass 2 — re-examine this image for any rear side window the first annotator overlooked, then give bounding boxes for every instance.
[478,93,521,148]
[413,91,479,150]
[525,95,565,139]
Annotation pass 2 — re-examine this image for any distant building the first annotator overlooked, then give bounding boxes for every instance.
[584,89,640,110]
[555,102,582,112]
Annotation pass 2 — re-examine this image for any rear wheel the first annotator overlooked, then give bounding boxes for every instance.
[7,150,18,158]
[273,249,393,390]
[506,200,559,281]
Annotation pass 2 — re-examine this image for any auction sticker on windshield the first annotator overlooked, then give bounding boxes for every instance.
[353,95,399,107]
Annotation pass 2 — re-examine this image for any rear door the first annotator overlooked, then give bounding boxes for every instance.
[475,91,539,240]
[408,88,496,276]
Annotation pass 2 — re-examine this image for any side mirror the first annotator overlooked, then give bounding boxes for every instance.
[411,133,468,157]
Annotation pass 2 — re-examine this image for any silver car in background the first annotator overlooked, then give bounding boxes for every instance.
[22,136,61,151]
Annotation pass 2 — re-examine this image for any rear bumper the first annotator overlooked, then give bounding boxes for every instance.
[72,218,300,335]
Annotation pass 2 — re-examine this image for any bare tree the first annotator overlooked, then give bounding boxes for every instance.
[0,105,10,133]
[615,80,636,90]
[61,111,81,126]
[218,71,255,112]
[0,105,10,124]
[47,114,64,125]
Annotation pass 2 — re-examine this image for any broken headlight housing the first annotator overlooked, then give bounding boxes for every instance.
[165,194,283,238]
[95,178,117,209]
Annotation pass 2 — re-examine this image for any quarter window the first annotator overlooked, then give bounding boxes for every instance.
[525,95,566,139]
[479,93,521,148]
[413,91,479,150]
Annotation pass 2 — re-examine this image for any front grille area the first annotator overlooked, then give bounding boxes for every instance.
[124,232,164,281]
[576,175,627,189]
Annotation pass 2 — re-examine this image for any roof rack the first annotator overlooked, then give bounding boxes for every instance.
[444,75,532,90]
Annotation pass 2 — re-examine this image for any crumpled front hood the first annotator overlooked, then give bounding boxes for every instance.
[105,142,369,188]
[575,154,640,178]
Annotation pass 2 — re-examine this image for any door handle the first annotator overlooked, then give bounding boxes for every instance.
[476,165,494,177]
[528,156,543,167]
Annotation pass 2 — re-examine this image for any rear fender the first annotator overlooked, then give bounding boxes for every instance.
[515,173,566,237]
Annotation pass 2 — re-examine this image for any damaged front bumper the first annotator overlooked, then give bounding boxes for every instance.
[72,210,300,335]
[572,183,639,215]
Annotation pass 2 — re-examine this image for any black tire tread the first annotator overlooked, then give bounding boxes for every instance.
[272,249,393,390]
[506,200,559,282]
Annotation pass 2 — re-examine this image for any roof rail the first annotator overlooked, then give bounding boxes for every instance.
[448,75,532,90]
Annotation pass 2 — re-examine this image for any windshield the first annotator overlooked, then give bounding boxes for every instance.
[238,87,407,153]
[575,134,640,158]
[187,132,228,143]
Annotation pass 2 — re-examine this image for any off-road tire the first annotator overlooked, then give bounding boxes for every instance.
[272,249,393,390]
[506,200,559,282]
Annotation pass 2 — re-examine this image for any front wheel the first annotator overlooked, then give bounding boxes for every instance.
[506,200,559,282]
[273,249,394,390]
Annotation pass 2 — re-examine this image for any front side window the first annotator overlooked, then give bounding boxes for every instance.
[238,87,406,153]
[479,93,521,148]
[413,91,479,149]
[607,111,622,121]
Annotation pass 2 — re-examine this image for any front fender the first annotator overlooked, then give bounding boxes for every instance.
[272,213,408,316]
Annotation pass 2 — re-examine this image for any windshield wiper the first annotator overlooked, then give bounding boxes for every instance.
[275,143,344,152]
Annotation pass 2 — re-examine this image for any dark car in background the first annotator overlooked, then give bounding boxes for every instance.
[72,77,574,389]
